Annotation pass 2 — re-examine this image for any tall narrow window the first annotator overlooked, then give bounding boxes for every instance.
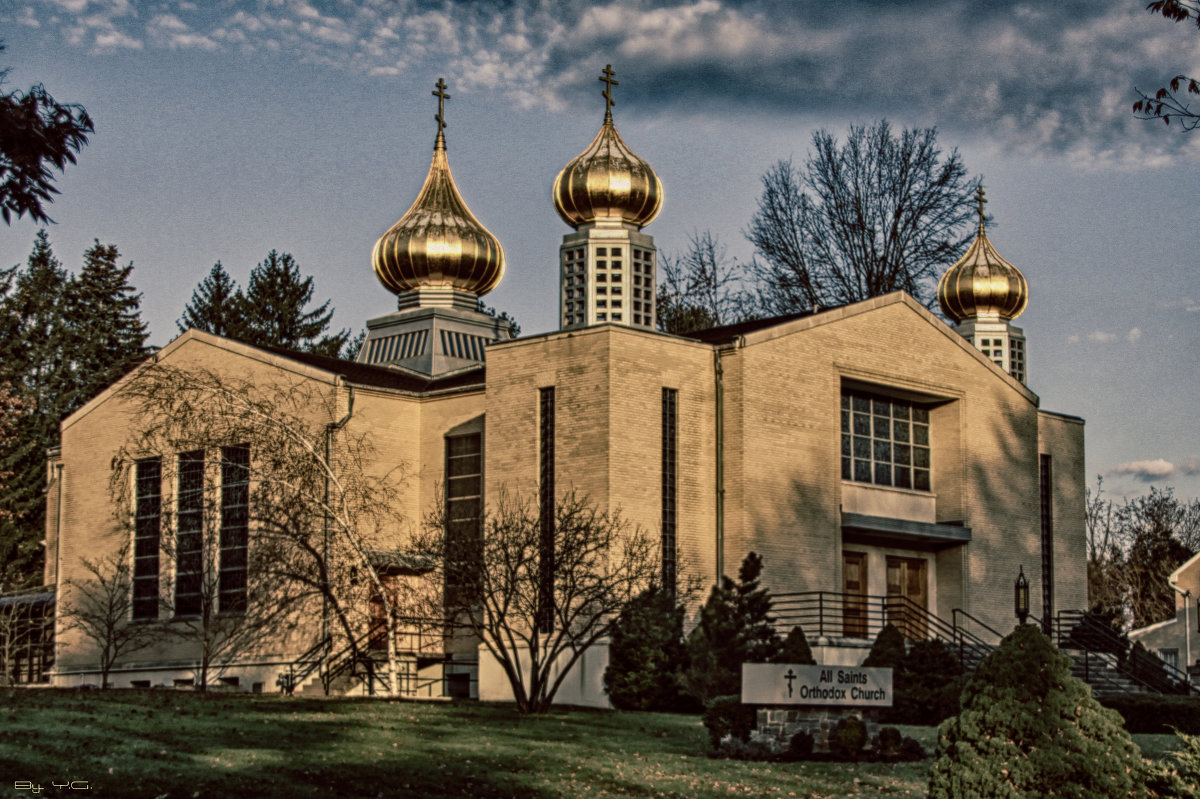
[445,433,483,606]
[1039,454,1053,632]
[174,450,205,617]
[219,445,250,614]
[661,388,678,596]
[132,457,162,621]
[538,387,556,634]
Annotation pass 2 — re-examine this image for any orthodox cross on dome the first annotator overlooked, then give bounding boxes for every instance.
[599,64,618,121]
[433,77,451,133]
[975,184,987,233]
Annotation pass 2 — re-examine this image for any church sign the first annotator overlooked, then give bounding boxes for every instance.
[741,664,893,707]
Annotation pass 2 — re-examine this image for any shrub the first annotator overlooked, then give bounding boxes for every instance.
[927,624,1153,799]
[776,625,816,665]
[604,585,693,712]
[787,730,815,759]
[1100,693,1200,735]
[861,624,906,670]
[702,695,755,751]
[830,716,868,757]
[875,726,902,753]
[684,553,782,703]
[895,639,962,726]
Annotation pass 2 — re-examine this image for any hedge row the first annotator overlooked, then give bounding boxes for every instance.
[1100,692,1200,734]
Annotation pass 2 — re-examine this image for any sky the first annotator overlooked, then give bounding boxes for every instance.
[2,0,1198,503]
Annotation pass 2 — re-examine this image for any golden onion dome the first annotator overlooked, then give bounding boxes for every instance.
[938,187,1028,322]
[372,79,505,298]
[552,65,663,230]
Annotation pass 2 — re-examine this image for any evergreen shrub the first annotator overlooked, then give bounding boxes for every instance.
[927,624,1153,799]
[1100,693,1200,735]
[788,730,815,759]
[702,695,755,751]
[830,716,867,757]
[604,585,693,712]
[875,726,902,754]
[776,625,816,664]
[684,552,782,703]
[895,639,963,726]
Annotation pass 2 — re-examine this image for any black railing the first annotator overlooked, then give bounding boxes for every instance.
[1053,610,1195,696]
[769,593,1195,697]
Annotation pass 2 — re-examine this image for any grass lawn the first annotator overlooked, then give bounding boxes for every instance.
[0,689,1182,798]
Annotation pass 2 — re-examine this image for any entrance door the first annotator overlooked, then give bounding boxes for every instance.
[842,551,868,638]
[886,557,928,639]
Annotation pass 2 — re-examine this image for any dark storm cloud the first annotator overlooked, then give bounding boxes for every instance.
[26,0,1199,164]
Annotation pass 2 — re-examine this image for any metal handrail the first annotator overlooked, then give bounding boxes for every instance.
[1054,611,1195,695]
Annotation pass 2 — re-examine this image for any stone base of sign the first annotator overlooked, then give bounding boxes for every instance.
[752,706,880,754]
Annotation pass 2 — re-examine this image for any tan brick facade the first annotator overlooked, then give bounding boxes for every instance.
[45,291,1086,689]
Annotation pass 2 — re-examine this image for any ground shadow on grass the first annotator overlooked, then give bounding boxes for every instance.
[1,691,714,798]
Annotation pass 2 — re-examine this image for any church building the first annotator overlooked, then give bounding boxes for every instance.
[42,69,1086,699]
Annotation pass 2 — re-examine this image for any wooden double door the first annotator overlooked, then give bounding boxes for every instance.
[842,552,928,639]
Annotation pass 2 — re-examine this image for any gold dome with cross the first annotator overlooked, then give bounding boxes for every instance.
[937,187,1028,322]
[553,65,663,230]
[372,78,506,298]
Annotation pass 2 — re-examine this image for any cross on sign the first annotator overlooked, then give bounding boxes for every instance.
[784,668,797,698]
[433,78,450,132]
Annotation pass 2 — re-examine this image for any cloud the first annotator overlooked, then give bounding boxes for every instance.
[1067,328,1143,344]
[1111,458,1177,480]
[1127,327,1141,342]
[29,0,1200,165]
[1160,297,1200,313]
[1110,457,1200,482]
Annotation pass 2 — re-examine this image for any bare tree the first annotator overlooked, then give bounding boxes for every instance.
[746,121,978,314]
[656,231,747,335]
[59,539,164,688]
[113,364,408,695]
[1133,1,1200,130]
[1085,478,1200,631]
[410,489,659,714]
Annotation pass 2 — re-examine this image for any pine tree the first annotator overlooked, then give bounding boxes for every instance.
[177,261,240,338]
[66,240,149,406]
[604,585,692,711]
[684,552,782,702]
[231,250,348,355]
[0,231,72,586]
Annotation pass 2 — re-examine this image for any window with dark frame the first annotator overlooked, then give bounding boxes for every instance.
[538,387,555,634]
[841,390,931,491]
[132,457,162,621]
[219,445,250,614]
[1040,454,1053,631]
[661,388,678,596]
[174,450,205,617]
[445,433,483,606]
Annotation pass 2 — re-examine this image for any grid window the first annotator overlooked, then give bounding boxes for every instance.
[175,450,205,617]
[661,388,678,595]
[1011,339,1026,382]
[133,458,162,620]
[1039,454,1053,629]
[446,434,483,604]
[538,388,556,634]
[219,445,249,614]
[841,391,930,491]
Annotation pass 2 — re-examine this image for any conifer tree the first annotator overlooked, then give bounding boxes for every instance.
[231,250,348,356]
[66,240,149,406]
[0,231,72,586]
[928,624,1151,798]
[684,552,782,702]
[176,261,240,338]
[0,233,149,587]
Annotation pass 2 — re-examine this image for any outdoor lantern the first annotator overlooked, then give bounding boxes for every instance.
[1014,566,1030,624]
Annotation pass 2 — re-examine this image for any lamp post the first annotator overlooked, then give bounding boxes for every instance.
[1014,566,1030,625]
